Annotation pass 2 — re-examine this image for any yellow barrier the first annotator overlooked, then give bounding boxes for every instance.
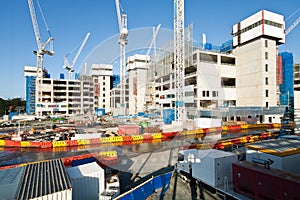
[132,140,143,145]
[194,129,204,134]
[77,139,91,145]
[99,151,117,157]
[222,126,228,131]
[20,141,31,147]
[0,140,5,147]
[152,139,162,143]
[111,136,123,142]
[101,137,111,143]
[152,133,162,139]
[52,141,67,147]
[240,124,249,129]
[132,135,143,141]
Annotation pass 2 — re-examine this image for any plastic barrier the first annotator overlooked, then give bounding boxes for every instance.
[100,137,111,143]
[0,140,5,147]
[30,142,41,148]
[4,140,19,147]
[90,138,101,144]
[66,140,78,147]
[111,136,123,143]
[240,124,249,129]
[52,141,67,147]
[227,125,242,131]
[222,126,228,131]
[142,134,153,140]
[152,139,162,143]
[40,141,52,148]
[132,140,143,145]
[132,135,143,141]
[194,129,204,134]
[77,139,90,145]
[122,136,133,142]
[152,133,162,139]
[99,151,117,157]
[20,141,31,147]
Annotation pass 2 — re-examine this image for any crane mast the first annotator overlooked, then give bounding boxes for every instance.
[27,0,54,116]
[286,16,300,35]
[115,0,128,115]
[174,0,185,122]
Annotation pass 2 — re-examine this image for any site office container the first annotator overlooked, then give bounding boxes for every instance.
[177,149,237,187]
[233,161,300,199]
[67,162,105,200]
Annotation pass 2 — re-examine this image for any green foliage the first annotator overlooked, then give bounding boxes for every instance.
[0,98,26,116]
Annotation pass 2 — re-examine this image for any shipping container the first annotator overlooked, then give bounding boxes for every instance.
[68,162,105,200]
[233,161,300,200]
[177,149,237,187]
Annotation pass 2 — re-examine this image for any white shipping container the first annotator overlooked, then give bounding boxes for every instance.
[68,162,105,200]
[178,149,237,187]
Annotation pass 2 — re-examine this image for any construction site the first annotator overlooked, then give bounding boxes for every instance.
[1,0,300,200]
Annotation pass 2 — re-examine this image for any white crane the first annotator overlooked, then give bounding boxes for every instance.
[63,32,90,79]
[115,0,128,115]
[286,16,300,35]
[146,24,161,57]
[27,0,54,116]
[174,0,185,122]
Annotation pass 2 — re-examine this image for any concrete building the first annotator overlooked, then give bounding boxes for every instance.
[24,66,93,116]
[91,64,113,114]
[127,54,150,114]
[232,10,285,108]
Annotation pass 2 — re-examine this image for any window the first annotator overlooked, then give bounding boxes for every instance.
[265,40,268,48]
[202,91,206,97]
[266,102,269,108]
[206,91,209,97]
[95,79,98,83]
[103,94,105,97]
[212,91,218,97]
[103,88,105,91]
[265,64,268,72]
[266,90,269,97]
[265,52,268,60]
[103,76,105,80]
[265,77,268,85]
[103,82,105,86]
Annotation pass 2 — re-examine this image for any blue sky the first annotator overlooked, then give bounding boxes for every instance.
[1,0,300,99]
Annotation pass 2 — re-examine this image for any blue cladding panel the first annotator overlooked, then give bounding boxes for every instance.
[26,76,36,115]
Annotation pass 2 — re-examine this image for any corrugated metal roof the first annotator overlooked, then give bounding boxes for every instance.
[67,162,104,179]
[17,159,72,200]
[246,139,300,157]
[0,167,24,200]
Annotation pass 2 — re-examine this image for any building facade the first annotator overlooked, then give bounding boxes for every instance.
[91,64,113,115]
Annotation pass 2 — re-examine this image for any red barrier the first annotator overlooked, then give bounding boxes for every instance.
[122,136,133,142]
[66,140,78,147]
[227,125,242,131]
[142,134,153,140]
[30,142,41,148]
[40,141,52,148]
[4,140,19,147]
[163,132,178,139]
[90,138,101,144]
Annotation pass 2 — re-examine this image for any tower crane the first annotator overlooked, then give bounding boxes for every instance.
[27,0,54,116]
[146,24,161,57]
[115,0,128,115]
[63,32,90,79]
[286,16,300,35]
[174,0,185,122]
